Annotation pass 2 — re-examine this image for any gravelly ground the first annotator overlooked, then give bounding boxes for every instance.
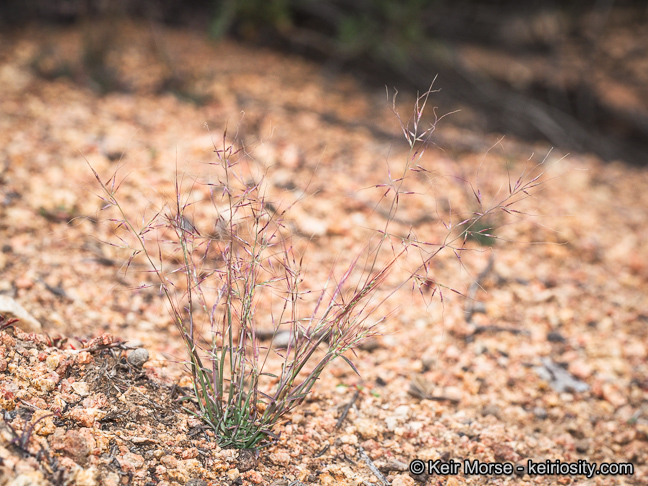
[1,20,647,486]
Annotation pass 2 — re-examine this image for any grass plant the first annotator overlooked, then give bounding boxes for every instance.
[87,85,551,449]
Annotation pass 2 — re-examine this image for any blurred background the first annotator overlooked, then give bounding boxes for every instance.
[1,0,647,165]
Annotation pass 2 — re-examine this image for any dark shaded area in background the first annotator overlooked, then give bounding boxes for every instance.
[2,0,648,165]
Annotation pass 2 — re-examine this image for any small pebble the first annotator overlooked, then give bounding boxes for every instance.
[481,405,500,418]
[533,407,548,420]
[575,439,590,453]
[472,302,487,314]
[186,480,207,486]
[71,381,90,397]
[271,331,293,349]
[515,461,527,476]
[547,331,566,343]
[237,449,258,472]
[127,348,149,367]
[358,337,381,352]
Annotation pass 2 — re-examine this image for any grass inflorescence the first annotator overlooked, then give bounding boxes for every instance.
[87,85,552,449]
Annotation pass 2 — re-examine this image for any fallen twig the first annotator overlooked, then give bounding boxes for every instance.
[472,325,530,336]
[314,444,330,458]
[336,389,360,429]
[38,278,72,301]
[358,445,391,486]
[375,460,409,473]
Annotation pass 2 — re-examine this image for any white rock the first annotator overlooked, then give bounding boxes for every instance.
[71,382,90,397]
[8,473,47,486]
[0,295,42,332]
[296,216,328,236]
[339,434,358,445]
[355,418,379,439]
[127,348,149,367]
[393,405,411,418]
[271,330,293,349]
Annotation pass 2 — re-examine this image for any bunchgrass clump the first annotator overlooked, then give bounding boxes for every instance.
[87,85,551,449]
